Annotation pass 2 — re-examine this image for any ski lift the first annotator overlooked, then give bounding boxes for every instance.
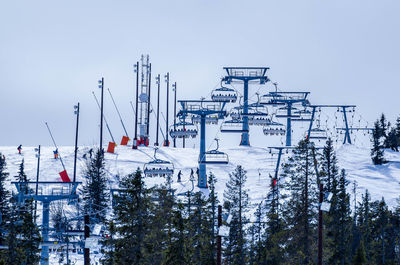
[200,138,229,164]
[191,114,219,124]
[275,106,300,118]
[263,121,286,136]
[308,128,328,140]
[292,109,313,122]
[220,119,248,133]
[169,120,198,139]
[143,148,174,177]
[211,86,238,103]
[248,115,273,126]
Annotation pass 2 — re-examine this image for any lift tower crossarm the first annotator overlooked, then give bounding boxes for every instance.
[177,100,226,188]
[222,67,269,146]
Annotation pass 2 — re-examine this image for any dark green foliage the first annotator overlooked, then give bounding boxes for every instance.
[282,139,318,264]
[82,148,109,224]
[223,165,249,265]
[0,154,9,246]
[353,241,367,265]
[371,121,386,165]
[326,169,352,265]
[321,138,339,192]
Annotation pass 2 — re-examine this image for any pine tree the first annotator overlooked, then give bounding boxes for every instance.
[223,165,249,265]
[281,139,318,264]
[109,169,152,265]
[82,148,109,224]
[357,190,372,260]
[353,241,367,265]
[321,138,339,192]
[386,128,399,151]
[327,169,352,265]
[263,174,285,265]
[0,153,9,247]
[371,121,386,165]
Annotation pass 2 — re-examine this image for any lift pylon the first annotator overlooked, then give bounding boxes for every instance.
[222,67,269,146]
[178,100,226,188]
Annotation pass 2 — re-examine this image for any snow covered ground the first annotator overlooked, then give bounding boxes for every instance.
[1,142,399,208]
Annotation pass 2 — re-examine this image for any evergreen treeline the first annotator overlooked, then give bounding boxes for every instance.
[371,113,400,165]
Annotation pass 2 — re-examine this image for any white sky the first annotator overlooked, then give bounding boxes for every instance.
[0,0,399,147]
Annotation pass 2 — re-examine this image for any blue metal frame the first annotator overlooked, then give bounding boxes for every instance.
[178,100,226,188]
[12,181,81,265]
[222,67,269,146]
[262,91,310,146]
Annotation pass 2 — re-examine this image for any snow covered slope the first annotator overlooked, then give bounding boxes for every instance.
[1,143,400,208]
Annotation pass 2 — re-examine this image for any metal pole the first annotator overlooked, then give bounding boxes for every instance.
[307,106,317,139]
[164,72,170,147]
[173,82,177,148]
[73,103,80,183]
[45,122,66,171]
[274,148,283,180]
[100,77,104,151]
[318,184,323,265]
[286,103,292,146]
[84,214,90,265]
[41,201,50,265]
[199,115,207,188]
[93,92,115,143]
[133,62,139,149]
[217,205,222,265]
[240,79,250,146]
[342,107,352,144]
[155,74,161,146]
[34,145,40,222]
[146,63,152,146]
[108,89,129,137]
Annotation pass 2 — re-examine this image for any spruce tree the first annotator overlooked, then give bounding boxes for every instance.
[371,121,386,165]
[357,190,372,260]
[109,169,152,265]
[281,139,318,264]
[82,148,109,224]
[321,138,339,192]
[223,165,249,265]
[353,241,367,265]
[327,169,352,265]
[0,153,9,247]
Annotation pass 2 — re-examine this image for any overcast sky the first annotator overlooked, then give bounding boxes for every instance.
[0,0,399,148]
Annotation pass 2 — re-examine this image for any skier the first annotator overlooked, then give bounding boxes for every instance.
[53,148,59,159]
[89,148,93,158]
[17,145,22,154]
[177,170,182,183]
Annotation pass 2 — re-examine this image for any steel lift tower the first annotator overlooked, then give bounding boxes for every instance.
[262,91,310,146]
[222,67,269,146]
[178,100,227,188]
[12,181,81,265]
[138,55,151,146]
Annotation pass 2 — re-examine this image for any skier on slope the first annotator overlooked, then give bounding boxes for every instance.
[177,170,182,183]
[17,145,22,154]
[53,148,59,159]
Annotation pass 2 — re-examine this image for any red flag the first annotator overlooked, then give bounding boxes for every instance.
[120,136,129,146]
[272,178,277,187]
[59,170,71,182]
[107,142,116,153]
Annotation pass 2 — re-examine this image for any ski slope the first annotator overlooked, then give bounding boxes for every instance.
[1,143,399,208]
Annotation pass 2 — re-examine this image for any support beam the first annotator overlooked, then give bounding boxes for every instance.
[285,103,292,146]
[41,201,50,265]
[342,106,352,144]
[199,115,207,188]
[240,79,250,146]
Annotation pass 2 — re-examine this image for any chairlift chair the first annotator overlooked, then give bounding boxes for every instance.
[143,148,174,177]
[169,120,198,139]
[220,119,248,133]
[291,109,313,122]
[191,114,219,124]
[211,86,238,103]
[275,106,300,118]
[308,128,328,140]
[200,138,229,164]
[263,121,286,136]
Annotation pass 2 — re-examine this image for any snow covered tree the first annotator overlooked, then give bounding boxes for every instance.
[223,165,250,265]
[320,138,339,192]
[281,139,319,264]
[371,121,386,165]
[386,127,399,151]
[82,148,109,224]
[0,154,9,246]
